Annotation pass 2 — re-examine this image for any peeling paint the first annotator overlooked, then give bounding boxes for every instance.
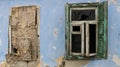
[113,55,120,66]
[0,61,41,67]
[56,56,64,67]
[65,60,90,67]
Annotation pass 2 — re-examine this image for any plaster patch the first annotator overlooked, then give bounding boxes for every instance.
[53,28,58,39]
[113,55,120,66]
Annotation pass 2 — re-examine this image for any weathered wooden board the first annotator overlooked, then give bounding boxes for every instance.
[6,5,40,62]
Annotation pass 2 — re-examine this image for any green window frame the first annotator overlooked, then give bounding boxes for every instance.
[65,1,108,60]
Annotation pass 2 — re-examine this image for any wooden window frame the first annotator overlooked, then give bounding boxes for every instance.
[65,1,108,60]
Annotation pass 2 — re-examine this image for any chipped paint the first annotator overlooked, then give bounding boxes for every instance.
[113,55,120,66]
[56,56,65,67]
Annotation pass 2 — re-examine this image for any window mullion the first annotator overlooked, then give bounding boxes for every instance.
[81,23,84,56]
[86,22,89,56]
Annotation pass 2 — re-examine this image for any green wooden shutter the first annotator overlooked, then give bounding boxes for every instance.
[97,1,108,59]
[65,3,70,59]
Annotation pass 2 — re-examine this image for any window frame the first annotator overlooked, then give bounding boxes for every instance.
[65,1,108,60]
[70,7,98,56]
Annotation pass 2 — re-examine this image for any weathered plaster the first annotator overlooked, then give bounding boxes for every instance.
[56,56,65,67]
[113,55,120,66]
[0,0,120,67]
[65,60,90,67]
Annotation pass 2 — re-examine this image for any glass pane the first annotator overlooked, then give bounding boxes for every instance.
[89,24,96,53]
[72,9,95,21]
[73,26,80,31]
[72,34,81,53]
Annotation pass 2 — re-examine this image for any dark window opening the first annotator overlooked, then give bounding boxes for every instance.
[84,23,86,53]
[72,10,95,21]
[13,47,18,54]
[89,24,96,53]
[73,26,80,31]
[72,34,81,53]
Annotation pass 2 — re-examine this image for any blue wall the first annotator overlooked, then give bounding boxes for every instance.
[0,0,120,67]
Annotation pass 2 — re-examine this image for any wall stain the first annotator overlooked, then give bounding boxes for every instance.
[53,28,58,39]
[113,55,120,66]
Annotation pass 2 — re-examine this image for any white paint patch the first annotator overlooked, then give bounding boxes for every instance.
[96,0,100,2]
[117,6,120,13]
[87,1,91,3]
[113,55,120,66]
[52,46,57,50]
[108,0,118,5]
[53,28,58,39]
[0,38,2,46]
[41,55,44,58]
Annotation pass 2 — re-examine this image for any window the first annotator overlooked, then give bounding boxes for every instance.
[6,6,40,61]
[65,1,108,60]
[70,8,98,57]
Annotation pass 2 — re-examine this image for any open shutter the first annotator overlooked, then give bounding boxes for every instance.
[97,1,108,59]
[65,3,71,59]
